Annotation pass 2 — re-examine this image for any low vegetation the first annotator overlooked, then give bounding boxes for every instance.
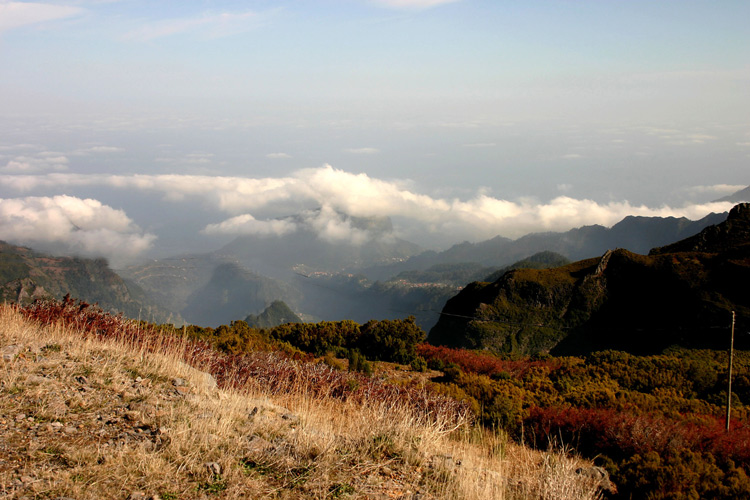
[1,298,605,499]
[416,344,750,500]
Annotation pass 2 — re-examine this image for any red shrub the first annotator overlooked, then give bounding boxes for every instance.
[417,343,561,378]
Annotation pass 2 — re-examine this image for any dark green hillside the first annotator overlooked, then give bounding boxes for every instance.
[244,300,302,328]
[482,251,570,282]
[429,204,750,356]
[0,241,177,323]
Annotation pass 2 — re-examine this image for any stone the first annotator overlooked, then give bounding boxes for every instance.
[205,462,222,476]
[245,435,273,454]
[281,413,300,425]
[2,344,23,362]
[576,466,616,494]
[171,378,187,387]
[27,375,49,385]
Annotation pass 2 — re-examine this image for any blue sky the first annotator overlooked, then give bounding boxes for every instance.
[0,0,749,264]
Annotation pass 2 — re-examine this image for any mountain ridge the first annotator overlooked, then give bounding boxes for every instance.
[0,241,178,324]
[428,204,750,356]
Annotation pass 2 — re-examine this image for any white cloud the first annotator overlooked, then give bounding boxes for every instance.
[1,154,68,173]
[205,207,376,246]
[0,195,155,265]
[0,166,737,243]
[683,184,746,197]
[203,214,296,237]
[73,146,125,155]
[0,143,39,152]
[344,147,380,155]
[369,0,462,9]
[125,11,259,41]
[0,2,84,32]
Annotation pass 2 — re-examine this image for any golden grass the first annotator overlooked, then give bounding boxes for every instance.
[0,304,603,499]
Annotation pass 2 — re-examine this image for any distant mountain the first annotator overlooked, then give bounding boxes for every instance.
[119,254,219,315]
[361,212,727,280]
[121,210,730,329]
[182,262,300,328]
[428,204,750,356]
[122,210,422,327]
[216,210,422,278]
[0,241,177,324]
[244,300,302,328]
[714,184,750,203]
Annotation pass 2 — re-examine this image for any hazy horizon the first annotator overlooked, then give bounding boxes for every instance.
[1,0,748,266]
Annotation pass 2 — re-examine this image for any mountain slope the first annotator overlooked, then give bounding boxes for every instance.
[0,241,177,324]
[715,184,750,203]
[362,212,727,280]
[0,303,605,500]
[429,204,750,356]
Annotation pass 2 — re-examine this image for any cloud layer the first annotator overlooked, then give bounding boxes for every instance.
[0,195,155,265]
[0,166,737,247]
[0,2,84,33]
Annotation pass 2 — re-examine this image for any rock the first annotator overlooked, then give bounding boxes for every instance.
[171,377,187,387]
[3,344,23,362]
[576,466,616,494]
[205,462,222,476]
[124,411,141,422]
[281,413,300,425]
[197,371,217,391]
[27,375,49,384]
[173,386,190,396]
[245,435,273,454]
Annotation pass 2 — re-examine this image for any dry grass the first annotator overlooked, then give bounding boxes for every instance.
[0,304,604,499]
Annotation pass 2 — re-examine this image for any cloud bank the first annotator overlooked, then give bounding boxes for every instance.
[0,195,155,265]
[0,166,737,246]
[125,10,259,41]
[369,0,462,10]
[0,2,84,33]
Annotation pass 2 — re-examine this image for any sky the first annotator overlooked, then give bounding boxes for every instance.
[0,0,749,267]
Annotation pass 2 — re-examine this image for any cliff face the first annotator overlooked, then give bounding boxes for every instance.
[428,204,750,356]
[0,241,178,324]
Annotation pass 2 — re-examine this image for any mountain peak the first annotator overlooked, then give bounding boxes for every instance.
[650,203,750,255]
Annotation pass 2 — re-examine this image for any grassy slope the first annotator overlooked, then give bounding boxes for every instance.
[0,304,605,500]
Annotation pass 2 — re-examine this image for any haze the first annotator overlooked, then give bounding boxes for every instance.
[1,0,748,266]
